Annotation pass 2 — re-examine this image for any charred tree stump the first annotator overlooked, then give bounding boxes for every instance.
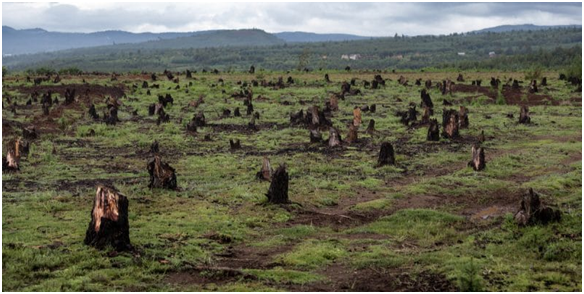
[514,188,561,226]
[366,119,376,134]
[290,109,305,125]
[256,157,273,181]
[64,88,76,105]
[468,144,486,171]
[147,155,177,190]
[329,95,339,111]
[142,81,149,88]
[421,106,431,124]
[89,104,99,120]
[441,109,459,139]
[377,142,395,167]
[369,104,376,113]
[234,107,241,117]
[541,77,547,86]
[310,129,322,143]
[84,185,132,251]
[420,89,434,110]
[427,119,440,141]
[266,165,289,204]
[194,111,206,127]
[230,139,241,150]
[324,74,331,83]
[150,140,160,154]
[247,102,254,115]
[459,106,469,129]
[519,106,531,124]
[42,103,50,115]
[328,127,342,147]
[457,74,464,82]
[249,65,255,74]
[23,126,38,140]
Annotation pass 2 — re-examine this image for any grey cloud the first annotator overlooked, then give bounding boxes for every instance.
[2,2,582,36]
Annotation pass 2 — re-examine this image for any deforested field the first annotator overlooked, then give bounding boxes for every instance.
[2,70,582,291]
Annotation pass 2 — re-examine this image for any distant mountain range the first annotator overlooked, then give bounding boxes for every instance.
[471,24,582,34]
[2,24,581,56]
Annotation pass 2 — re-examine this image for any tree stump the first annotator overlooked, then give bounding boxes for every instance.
[256,157,273,181]
[427,119,440,141]
[541,77,547,86]
[324,74,330,83]
[23,126,38,140]
[64,88,76,105]
[234,107,241,117]
[310,129,322,143]
[290,109,305,125]
[441,109,459,139]
[247,102,254,115]
[329,95,339,111]
[353,107,362,127]
[366,119,376,134]
[147,155,177,190]
[369,104,376,113]
[84,185,132,251]
[346,125,358,143]
[249,65,255,74]
[89,104,99,120]
[104,106,119,126]
[468,144,486,171]
[514,188,561,226]
[377,142,395,167]
[457,73,464,82]
[519,106,530,124]
[266,165,289,204]
[42,103,50,115]
[150,140,159,154]
[328,127,342,147]
[194,111,206,127]
[459,106,469,129]
[230,139,241,150]
[421,106,431,124]
[3,149,20,172]
[142,81,149,88]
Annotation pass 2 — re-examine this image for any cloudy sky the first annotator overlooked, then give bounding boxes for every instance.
[2,2,582,36]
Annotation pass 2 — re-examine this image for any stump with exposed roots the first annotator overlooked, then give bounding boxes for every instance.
[519,106,530,124]
[84,185,132,251]
[147,155,177,190]
[256,157,273,181]
[514,188,561,226]
[377,142,395,167]
[468,144,485,171]
[266,165,289,204]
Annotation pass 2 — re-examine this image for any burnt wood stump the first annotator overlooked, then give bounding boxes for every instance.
[377,142,395,167]
[346,125,358,144]
[230,139,241,150]
[23,126,38,140]
[459,106,469,129]
[441,109,459,139]
[84,185,132,251]
[514,188,561,226]
[519,106,531,124]
[310,129,322,143]
[266,165,289,204]
[89,104,99,120]
[366,119,376,134]
[328,127,342,147]
[468,144,486,171]
[427,119,440,141]
[147,155,177,190]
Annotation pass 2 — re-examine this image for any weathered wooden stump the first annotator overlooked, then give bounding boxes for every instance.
[377,142,395,167]
[353,107,362,127]
[328,127,342,147]
[230,139,241,150]
[256,157,273,181]
[147,155,177,190]
[519,106,530,124]
[266,165,289,204]
[346,125,358,143]
[514,188,561,226]
[441,109,459,139]
[459,106,469,129]
[310,129,322,143]
[84,185,132,251]
[468,144,486,171]
[427,119,440,141]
